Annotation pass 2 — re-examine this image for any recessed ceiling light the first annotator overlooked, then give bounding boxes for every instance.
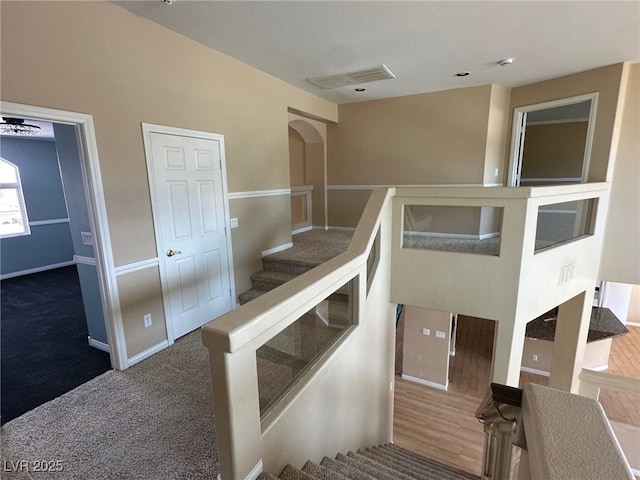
[455,71,470,77]
[498,58,514,66]
[355,88,366,92]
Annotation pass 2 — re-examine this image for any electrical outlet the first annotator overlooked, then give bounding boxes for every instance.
[230,218,238,228]
[422,328,430,336]
[144,314,152,328]
[435,330,446,339]
[532,354,538,362]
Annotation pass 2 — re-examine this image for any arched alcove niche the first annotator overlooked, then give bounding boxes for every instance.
[288,115,327,232]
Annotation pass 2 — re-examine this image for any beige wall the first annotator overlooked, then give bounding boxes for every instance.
[484,84,512,184]
[0,1,336,358]
[401,306,451,388]
[628,285,640,324]
[288,127,306,186]
[230,195,292,295]
[326,85,497,226]
[327,189,372,228]
[600,63,640,285]
[117,267,168,358]
[404,205,482,236]
[521,338,554,373]
[521,122,588,179]
[328,85,493,186]
[508,63,627,183]
[521,337,611,374]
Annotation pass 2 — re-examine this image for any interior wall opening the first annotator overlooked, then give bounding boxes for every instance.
[0,118,112,423]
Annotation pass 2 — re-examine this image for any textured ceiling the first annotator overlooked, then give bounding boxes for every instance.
[115,1,640,104]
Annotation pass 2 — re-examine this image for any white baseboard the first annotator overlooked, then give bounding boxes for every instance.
[520,366,551,377]
[261,242,293,257]
[292,225,313,235]
[479,232,501,240]
[626,322,640,327]
[0,260,75,280]
[246,460,264,480]
[88,336,110,353]
[405,230,500,241]
[327,226,356,232]
[126,340,169,368]
[584,364,609,372]
[74,255,96,266]
[401,374,448,391]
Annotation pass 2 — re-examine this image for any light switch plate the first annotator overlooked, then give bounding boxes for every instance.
[422,328,430,336]
[81,231,93,245]
[435,330,446,339]
[230,218,238,228]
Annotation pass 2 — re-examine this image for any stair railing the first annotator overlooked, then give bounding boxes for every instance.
[203,188,395,479]
[203,182,612,479]
[477,382,634,480]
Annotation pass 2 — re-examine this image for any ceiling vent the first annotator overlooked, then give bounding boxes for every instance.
[307,64,396,89]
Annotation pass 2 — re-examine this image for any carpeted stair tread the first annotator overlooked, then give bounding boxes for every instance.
[263,230,352,272]
[302,460,350,480]
[363,446,464,480]
[339,452,410,480]
[262,257,321,275]
[381,444,480,479]
[348,451,416,480]
[238,287,268,305]
[360,447,442,480]
[370,446,466,480]
[334,453,396,480]
[279,464,318,480]
[257,473,280,480]
[320,456,377,480]
[251,270,300,291]
[257,344,309,373]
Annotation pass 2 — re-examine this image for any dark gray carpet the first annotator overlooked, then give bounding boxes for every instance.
[1,266,111,424]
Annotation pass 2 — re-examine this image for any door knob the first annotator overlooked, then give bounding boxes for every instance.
[166,249,182,257]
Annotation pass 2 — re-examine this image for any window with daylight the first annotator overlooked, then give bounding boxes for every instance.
[0,158,30,238]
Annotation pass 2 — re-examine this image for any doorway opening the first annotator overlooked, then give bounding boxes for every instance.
[0,102,126,370]
[0,112,115,422]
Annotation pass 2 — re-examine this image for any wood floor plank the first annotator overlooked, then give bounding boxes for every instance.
[394,320,640,475]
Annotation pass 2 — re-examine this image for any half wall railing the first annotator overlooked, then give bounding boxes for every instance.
[203,183,613,479]
[203,188,396,479]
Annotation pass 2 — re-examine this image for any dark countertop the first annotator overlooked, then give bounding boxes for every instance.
[525,307,629,343]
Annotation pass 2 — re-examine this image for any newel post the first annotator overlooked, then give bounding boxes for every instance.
[204,337,263,480]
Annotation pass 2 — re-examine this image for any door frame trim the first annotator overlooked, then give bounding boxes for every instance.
[0,101,127,370]
[141,123,236,344]
[507,92,599,187]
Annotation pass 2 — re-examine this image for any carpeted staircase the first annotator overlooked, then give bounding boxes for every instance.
[238,230,352,305]
[256,443,480,480]
[243,230,354,412]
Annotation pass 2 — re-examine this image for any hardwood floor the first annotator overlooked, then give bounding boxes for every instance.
[599,325,640,427]
[393,375,485,475]
[393,318,640,474]
[448,315,495,398]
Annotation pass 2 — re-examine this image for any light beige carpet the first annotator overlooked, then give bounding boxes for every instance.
[1,331,219,479]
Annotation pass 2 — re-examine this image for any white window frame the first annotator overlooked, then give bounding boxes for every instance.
[0,157,31,238]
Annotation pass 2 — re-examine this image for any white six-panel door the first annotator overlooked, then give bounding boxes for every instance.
[146,128,233,340]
